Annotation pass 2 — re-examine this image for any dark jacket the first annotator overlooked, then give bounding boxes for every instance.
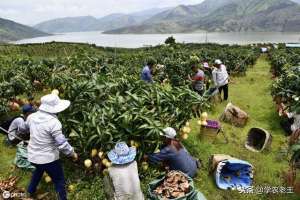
[148,145,198,177]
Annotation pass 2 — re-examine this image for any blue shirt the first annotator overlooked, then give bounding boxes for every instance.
[148,145,198,177]
[141,66,153,83]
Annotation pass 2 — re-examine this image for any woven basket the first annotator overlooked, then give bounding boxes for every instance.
[245,128,272,152]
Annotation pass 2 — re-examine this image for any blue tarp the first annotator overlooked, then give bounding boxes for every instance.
[215,159,253,190]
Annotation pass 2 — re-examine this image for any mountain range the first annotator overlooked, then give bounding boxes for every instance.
[33,7,169,33]
[105,0,300,33]
[0,18,49,42]
[32,0,300,34]
[1,0,300,42]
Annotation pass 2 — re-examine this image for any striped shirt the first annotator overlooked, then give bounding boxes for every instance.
[192,69,205,92]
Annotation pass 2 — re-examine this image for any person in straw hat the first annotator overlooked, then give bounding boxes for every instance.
[25,94,78,200]
[104,142,144,200]
[147,127,200,178]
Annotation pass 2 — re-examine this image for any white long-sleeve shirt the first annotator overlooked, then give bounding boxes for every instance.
[212,65,229,87]
[26,111,74,164]
[8,117,26,141]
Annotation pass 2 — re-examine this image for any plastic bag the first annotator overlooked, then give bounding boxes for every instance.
[14,142,35,170]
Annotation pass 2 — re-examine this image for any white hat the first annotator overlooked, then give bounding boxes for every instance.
[215,59,222,65]
[39,94,70,114]
[160,127,177,139]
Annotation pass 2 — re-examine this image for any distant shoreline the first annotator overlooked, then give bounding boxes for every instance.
[9,31,300,48]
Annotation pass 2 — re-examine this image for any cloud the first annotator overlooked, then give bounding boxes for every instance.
[0,0,204,25]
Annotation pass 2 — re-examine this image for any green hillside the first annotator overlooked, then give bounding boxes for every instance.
[105,0,300,33]
[0,18,49,42]
[196,0,300,32]
[34,16,99,33]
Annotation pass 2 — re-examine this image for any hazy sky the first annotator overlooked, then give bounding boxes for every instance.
[0,0,204,26]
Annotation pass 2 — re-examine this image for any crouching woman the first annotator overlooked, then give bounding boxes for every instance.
[104,142,144,200]
[148,127,200,178]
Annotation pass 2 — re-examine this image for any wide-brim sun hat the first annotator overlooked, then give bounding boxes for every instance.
[108,142,136,165]
[215,59,222,65]
[39,94,70,114]
[160,127,177,139]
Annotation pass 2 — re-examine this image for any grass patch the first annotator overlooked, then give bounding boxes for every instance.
[186,55,298,200]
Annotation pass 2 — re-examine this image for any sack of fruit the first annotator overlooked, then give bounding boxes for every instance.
[220,103,248,127]
[148,171,206,200]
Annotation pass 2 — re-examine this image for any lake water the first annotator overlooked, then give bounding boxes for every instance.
[14,31,300,48]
